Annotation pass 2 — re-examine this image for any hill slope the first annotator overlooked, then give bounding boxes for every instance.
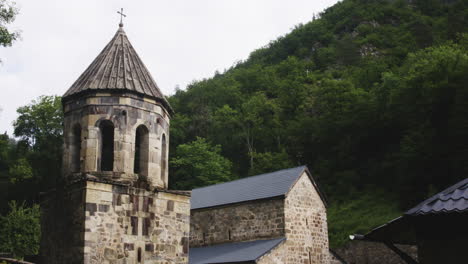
[168,0,468,247]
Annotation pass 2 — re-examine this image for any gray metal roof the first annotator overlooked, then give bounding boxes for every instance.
[189,238,285,264]
[191,166,307,210]
[405,177,468,216]
[355,178,468,245]
[63,25,170,109]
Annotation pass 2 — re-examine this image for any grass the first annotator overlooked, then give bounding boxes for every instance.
[327,190,402,248]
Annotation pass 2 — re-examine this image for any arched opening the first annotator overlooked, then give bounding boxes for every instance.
[99,120,114,171]
[161,134,167,180]
[71,124,81,172]
[137,247,142,263]
[134,125,149,176]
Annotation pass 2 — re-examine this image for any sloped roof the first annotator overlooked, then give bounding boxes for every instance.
[191,166,324,210]
[189,238,285,264]
[354,178,468,245]
[405,177,468,216]
[63,25,170,109]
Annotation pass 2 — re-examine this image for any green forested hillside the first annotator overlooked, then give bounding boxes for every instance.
[168,0,468,247]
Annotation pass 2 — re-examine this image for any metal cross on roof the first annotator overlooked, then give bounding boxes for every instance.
[117,8,126,27]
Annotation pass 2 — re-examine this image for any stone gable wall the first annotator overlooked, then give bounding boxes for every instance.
[256,240,287,264]
[189,198,285,247]
[255,172,329,264]
[284,172,329,264]
[83,181,190,264]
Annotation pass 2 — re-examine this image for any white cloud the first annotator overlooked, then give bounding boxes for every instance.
[0,0,338,135]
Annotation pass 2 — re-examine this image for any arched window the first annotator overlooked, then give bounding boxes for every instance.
[161,134,167,180]
[71,124,81,172]
[99,120,114,171]
[134,125,149,176]
[137,247,142,263]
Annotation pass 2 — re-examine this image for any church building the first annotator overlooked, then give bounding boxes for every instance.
[39,22,333,264]
[40,23,191,264]
[189,166,331,264]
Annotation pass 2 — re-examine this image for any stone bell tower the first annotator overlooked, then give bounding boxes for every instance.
[61,25,171,189]
[40,22,191,264]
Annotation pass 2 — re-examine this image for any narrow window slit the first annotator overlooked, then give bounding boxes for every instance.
[99,120,114,171]
[161,134,167,180]
[137,247,142,263]
[134,125,149,176]
[71,124,81,172]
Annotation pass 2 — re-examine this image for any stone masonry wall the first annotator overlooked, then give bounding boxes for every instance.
[256,172,329,264]
[256,240,288,264]
[334,241,417,264]
[83,180,190,264]
[63,93,170,189]
[284,172,329,264]
[190,198,285,247]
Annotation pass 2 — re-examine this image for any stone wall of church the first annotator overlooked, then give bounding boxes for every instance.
[283,172,329,264]
[252,172,329,264]
[83,180,190,264]
[63,93,170,189]
[256,240,288,263]
[189,198,285,247]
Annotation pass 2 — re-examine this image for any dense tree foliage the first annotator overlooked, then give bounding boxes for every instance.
[0,96,62,213]
[0,201,40,259]
[0,0,19,62]
[171,137,234,189]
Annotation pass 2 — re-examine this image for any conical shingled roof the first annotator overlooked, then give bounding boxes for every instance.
[63,26,171,110]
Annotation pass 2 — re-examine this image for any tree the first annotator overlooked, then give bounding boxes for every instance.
[0,201,40,259]
[249,149,294,176]
[0,0,19,62]
[213,93,281,172]
[171,137,234,189]
[13,95,63,190]
[8,158,32,184]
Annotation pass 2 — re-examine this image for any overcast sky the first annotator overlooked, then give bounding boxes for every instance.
[0,0,339,135]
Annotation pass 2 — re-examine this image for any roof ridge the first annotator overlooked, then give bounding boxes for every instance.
[192,165,306,191]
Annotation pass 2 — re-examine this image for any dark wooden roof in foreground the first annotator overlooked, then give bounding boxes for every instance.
[63,25,169,107]
[189,238,285,264]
